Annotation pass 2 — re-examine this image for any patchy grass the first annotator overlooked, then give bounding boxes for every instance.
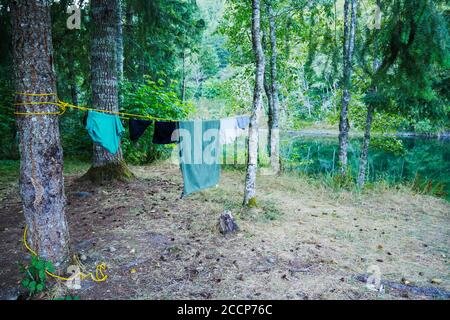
[0,159,448,300]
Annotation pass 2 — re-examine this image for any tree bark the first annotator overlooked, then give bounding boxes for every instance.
[358,0,381,188]
[267,3,280,175]
[116,0,124,83]
[83,0,133,183]
[357,104,374,187]
[67,52,78,106]
[244,0,265,206]
[262,26,273,158]
[11,0,70,267]
[338,0,357,175]
[181,48,186,102]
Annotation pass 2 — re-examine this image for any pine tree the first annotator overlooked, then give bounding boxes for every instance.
[11,0,70,267]
[83,0,133,182]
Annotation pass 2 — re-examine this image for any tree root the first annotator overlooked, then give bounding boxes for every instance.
[79,161,134,184]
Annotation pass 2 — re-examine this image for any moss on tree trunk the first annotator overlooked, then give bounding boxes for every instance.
[81,161,134,184]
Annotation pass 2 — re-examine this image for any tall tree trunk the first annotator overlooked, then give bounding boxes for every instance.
[67,52,78,106]
[83,0,133,183]
[11,0,70,267]
[338,0,357,175]
[124,0,133,81]
[267,3,280,175]
[262,26,273,157]
[357,104,374,187]
[181,48,186,102]
[116,0,124,108]
[244,0,265,206]
[358,0,381,188]
[116,0,124,82]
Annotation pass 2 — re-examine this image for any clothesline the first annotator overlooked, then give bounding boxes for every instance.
[13,92,251,197]
[13,92,251,122]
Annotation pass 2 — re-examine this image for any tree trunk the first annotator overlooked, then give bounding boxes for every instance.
[67,52,78,106]
[83,0,133,183]
[267,3,280,175]
[357,0,381,188]
[181,48,186,102]
[338,0,357,175]
[116,0,124,108]
[11,0,70,267]
[357,104,374,187]
[116,0,124,82]
[244,0,265,207]
[262,27,273,157]
[124,0,133,81]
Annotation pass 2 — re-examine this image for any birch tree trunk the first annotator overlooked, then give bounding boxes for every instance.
[358,2,381,188]
[338,0,357,175]
[357,104,374,187]
[11,0,70,267]
[83,0,133,183]
[262,27,273,157]
[267,3,280,175]
[244,0,265,206]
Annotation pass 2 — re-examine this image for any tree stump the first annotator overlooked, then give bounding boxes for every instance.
[219,211,239,234]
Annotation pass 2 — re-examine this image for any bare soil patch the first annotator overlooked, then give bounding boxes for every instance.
[0,161,448,300]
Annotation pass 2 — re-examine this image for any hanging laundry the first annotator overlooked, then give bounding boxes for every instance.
[82,111,88,127]
[219,116,249,145]
[152,121,178,144]
[236,115,250,129]
[178,120,221,196]
[219,117,238,145]
[85,110,124,154]
[129,119,152,141]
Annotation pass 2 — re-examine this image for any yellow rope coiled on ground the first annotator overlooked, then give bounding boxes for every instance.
[23,226,108,283]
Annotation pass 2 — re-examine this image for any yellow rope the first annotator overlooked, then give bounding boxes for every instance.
[23,226,108,283]
[15,92,57,97]
[13,92,250,122]
[14,92,177,121]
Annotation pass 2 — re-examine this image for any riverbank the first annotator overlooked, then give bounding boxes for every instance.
[285,127,450,140]
[0,160,448,300]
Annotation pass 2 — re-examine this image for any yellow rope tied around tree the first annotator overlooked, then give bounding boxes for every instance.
[14,92,178,121]
[23,226,108,283]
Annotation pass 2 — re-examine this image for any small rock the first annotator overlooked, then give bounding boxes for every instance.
[130,249,136,254]
[75,191,91,198]
[109,246,116,253]
[219,210,239,234]
[376,259,384,263]
[237,274,244,281]
[80,254,87,261]
[267,257,276,264]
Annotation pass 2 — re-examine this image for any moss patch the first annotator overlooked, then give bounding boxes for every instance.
[247,197,258,208]
[80,161,134,184]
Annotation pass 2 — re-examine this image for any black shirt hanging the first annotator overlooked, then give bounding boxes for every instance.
[129,119,152,141]
[152,121,178,144]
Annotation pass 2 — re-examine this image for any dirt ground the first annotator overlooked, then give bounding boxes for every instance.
[0,161,449,300]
